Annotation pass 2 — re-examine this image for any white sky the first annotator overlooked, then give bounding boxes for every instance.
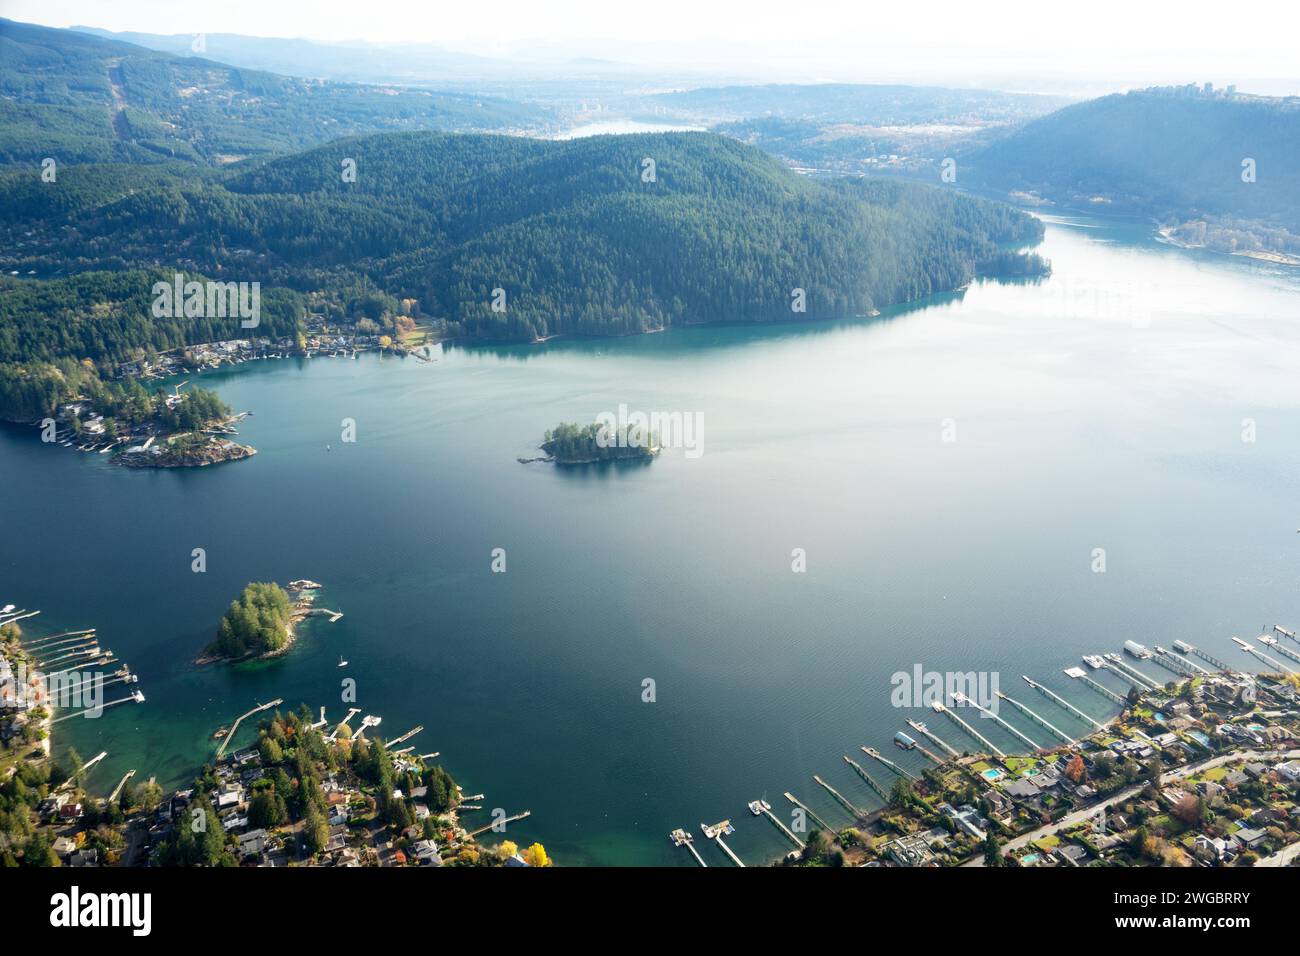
[4,0,1298,87]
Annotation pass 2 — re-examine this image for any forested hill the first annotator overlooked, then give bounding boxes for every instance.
[0,18,544,167]
[0,130,1047,351]
[958,86,1300,254]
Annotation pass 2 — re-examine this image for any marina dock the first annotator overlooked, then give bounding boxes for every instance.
[950,693,1042,751]
[996,692,1074,745]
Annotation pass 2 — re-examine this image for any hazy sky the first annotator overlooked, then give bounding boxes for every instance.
[5,0,1297,88]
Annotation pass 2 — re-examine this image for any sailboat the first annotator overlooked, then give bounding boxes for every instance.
[338,656,348,667]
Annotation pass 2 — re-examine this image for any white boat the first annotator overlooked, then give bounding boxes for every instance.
[338,657,348,667]
[1,604,14,614]
[1082,654,1105,669]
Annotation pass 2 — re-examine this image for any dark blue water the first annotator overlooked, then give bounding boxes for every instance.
[3,215,1300,865]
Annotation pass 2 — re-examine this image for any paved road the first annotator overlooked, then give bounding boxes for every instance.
[963,748,1300,866]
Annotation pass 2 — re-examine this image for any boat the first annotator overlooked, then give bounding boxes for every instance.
[1,604,14,614]
[894,731,917,750]
[1082,655,1106,669]
[338,656,348,667]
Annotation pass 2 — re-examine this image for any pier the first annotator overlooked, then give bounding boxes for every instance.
[1065,667,1126,705]
[1169,642,1213,675]
[813,774,862,817]
[670,828,707,866]
[1152,648,1200,678]
[383,725,424,749]
[466,810,531,838]
[1182,642,1229,671]
[49,690,143,723]
[860,746,918,781]
[215,698,284,758]
[1263,638,1300,667]
[701,819,745,867]
[783,791,836,834]
[996,692,1074,745]
[906,718,960,757]
[1022,675,1105,731]
[751,799,804,848]
[843,755,889,802]
[950,693,1042,751]
[108,769,136,804]
[1100,655,1160,691]
[56,751,107,791]
[0,609,39,627]
[933,701,1006,758]
[1233,636,1296,674]
[21,629,95,650]
[328,707,362,741]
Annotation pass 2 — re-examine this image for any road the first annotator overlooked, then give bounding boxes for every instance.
[963,747,1300,866]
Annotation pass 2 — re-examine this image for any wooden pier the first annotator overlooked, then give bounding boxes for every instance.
[1022,675,1105,731]
[996,692,1074,745]
[843,755,889,802]
[933,702,1006,759]
[783,791,835,834]
[813,774,861,817]
[108,769,136,804]
[860,746,918,780]
[467,810,531,838]
[907,718,960,757]
[701,819,745,867]
[215,698,283,758]
[670,828,707,866]
[751,799,804,849]
[383,725,424,749]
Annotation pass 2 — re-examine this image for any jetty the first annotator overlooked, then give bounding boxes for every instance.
[383,725,423,750]
[215,698,284,758]
[813,774,862,817]
[328,707,362,741]
[670,828,707,866]
[843,755,889,802]
[701,819,744,867]
[1234,636,1296,674]
[467,810,531,838]
[1065,665,1127,704]
[932,700,1006,758]
[108,769,137,804]
[783,791,836,834]
[860,746,917,781]
[1100,653,1160,691]
[996,692,1074,745]
[1022,675,1105,732]
[906,718,960,757]
[950,693,1042,751]
[750,798,804,849]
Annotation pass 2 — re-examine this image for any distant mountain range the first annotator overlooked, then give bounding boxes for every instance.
[0,18,547,167]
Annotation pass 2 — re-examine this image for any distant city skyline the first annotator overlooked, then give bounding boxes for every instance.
[5,0,1299,94]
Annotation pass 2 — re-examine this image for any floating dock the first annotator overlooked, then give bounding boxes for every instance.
[1022,675,1105,732]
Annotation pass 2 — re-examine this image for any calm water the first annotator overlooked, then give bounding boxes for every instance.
[4,215,1300,866]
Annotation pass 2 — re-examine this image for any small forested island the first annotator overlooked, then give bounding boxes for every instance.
[533,422,660,465]
[197,581,319,664]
